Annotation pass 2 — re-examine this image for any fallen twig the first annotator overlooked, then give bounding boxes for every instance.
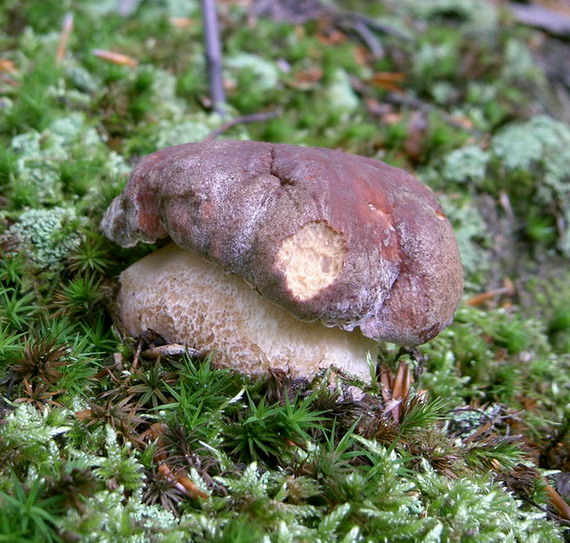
[467,278,516,307]
[333,11,413,58]
[56,13,74,64]
[250,0,413,57]
[203,110,282,141]
[157,463,210,500]
[141,344,200,359]
[383,92,481,135]
[0,59,17,73]
[201,0,227,117]
[509,2,570,38]
[170,17,193,28]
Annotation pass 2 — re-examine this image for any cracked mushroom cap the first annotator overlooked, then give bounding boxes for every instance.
[101,140,463,347]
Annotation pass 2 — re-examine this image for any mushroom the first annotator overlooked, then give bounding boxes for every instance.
[101,140,463,381]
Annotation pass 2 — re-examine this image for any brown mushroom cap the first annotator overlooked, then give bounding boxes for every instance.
[101,140,463,346]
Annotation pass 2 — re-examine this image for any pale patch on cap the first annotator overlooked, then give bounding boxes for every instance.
[275,221,347,301]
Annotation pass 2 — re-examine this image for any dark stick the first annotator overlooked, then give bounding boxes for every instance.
[201,0,227,117]
[203,110,282,141]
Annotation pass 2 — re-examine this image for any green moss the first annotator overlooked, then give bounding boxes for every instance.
[421,304,569,425]
[433,115,570,256]
[415,462,562,542]
[1,55,60,135]
[0,405,71,470]
[501,38,546,86]
[0,0,569,539]
[413,41,460,86]
[525,277,570,354]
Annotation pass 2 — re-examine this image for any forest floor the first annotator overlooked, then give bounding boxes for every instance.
[0,0,569,541]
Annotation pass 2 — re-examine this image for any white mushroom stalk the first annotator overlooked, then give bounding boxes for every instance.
[119,243,377,380]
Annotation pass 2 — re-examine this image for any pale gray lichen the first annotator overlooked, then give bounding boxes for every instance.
[442,145,489,184]
[438,195,492,285]
[155,114,223,148]
[11,132,62,203]
[85,0,199,17]
[65,62,102,95]
[225,53,281,91]
[124,0,199,20]
[10,112,130,205]
[501,38,546,85]
[492,115,570,172]
[19,27,61,57]
[431,81,456,105]
[400,0,499,31]
[439,115,570,256]
[446,404,502,437]
[128,500,184,541]
[150,68,189,117]
[160,0,199,17]
[48,114,102,153]
[106,150,131,178]
[413,42,457,82]
[83,0,141,15]
[466,82,498,106]
[492,115,570,254]
[8,207,81,269]
[325,68,360,114]
[155,111,250,148]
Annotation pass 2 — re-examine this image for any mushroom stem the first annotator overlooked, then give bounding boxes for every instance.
[117,243,377,381]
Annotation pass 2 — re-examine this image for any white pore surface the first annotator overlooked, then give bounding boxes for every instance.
[118,243,376,380]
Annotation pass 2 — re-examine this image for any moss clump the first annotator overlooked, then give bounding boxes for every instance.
[324,68,360,114]
[434,115,570,257]
[421,304,570,417]
[6,207,81,270]
[225,53,281,91]
[154,113,228,148]
[6,113,129,209]
[442,145,490,184]
[438,194,493,287]
[399,0,499,32]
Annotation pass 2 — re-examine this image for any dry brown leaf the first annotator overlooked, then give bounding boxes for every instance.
[94,49,138,67]
[370,71,406,93]
[467,278,515,307]
[0,59,17,73]
[170,17,194,28]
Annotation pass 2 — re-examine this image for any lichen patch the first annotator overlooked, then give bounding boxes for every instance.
[275,221,347,301]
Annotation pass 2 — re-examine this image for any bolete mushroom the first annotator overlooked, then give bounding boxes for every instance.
[101,140,463,380]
